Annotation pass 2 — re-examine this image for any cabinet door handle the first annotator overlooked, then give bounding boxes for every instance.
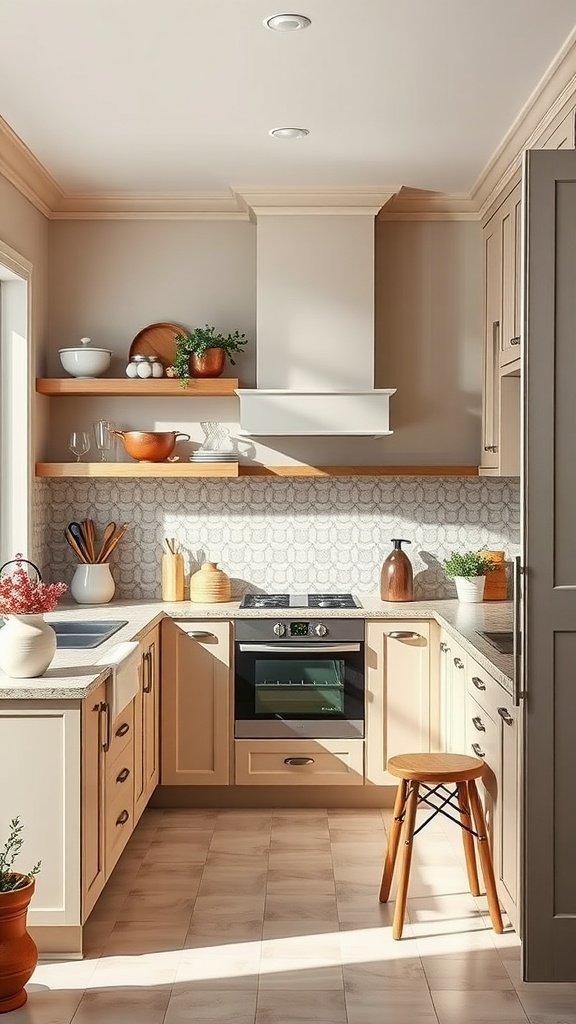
[472,715,486,732]
[453,657,464,669]
[284,757,315,766]
[471,676,486,691]
[143,649,153,693]
[471,742,486,758]
[388,631,420,639]
[116,809,129,826]
[100,701,111,752]
[440,641,449,652]
[510,336,521,346]
[115,722,130,737]
[187,631,215,639]
[484,445,498,453]
[116,767,130,783]
[497,707,514,725]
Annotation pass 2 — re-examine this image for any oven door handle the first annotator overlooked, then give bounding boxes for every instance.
[237,643,362,654]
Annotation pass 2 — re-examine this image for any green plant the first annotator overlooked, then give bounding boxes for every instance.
[0,818,41,892]
[169,325,249,386]
[442,550,495,579]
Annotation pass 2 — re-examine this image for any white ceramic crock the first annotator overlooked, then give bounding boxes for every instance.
[0,614,56,678]
[454,575,486,603]
[70,563,115,605]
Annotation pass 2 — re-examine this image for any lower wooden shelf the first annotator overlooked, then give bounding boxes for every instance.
[35,463,479,479]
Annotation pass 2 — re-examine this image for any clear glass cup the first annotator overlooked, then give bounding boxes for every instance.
[93,420,114,462]
[69,431,91,462]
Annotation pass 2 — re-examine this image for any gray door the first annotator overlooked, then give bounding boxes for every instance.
[523,148,576,981]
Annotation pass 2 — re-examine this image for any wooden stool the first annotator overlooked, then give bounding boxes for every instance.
[379,753,504,940]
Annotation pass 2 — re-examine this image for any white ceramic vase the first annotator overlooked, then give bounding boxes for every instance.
[0,614,56,678]
[454,575,486,603]
[70,563,115,605]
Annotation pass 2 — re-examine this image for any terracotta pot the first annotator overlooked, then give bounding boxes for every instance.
[190,348,226,378]
[189,561,231,602]
[0,877,38,1013]
[111,430,190,462]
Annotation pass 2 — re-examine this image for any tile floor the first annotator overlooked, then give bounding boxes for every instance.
[10,806,576,1024]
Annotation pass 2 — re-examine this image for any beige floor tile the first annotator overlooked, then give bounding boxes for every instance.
[256,988,347,1024]
[422,952,514,989]
[267,852,333,871]
[71,988,171,1024]
[258,961,344,990]
[197,867,267,897]
[88,952,178,988]
[184,917,263,946]
[205,850,269,870]
[166,986,257,1024]
[215,810,273,829]
[156,809,219,829]
[407,892,488,935]
[116,892,195,922]
[517,990,576,1023]
[177,940,261,988]
[29,957,98,991]
[329,828,387,844]
[2,989,83,1024]
[81,918,116,958]
[330,840,385,866]
[209,831,270,855]
[431,989,529,1023]
[272,811,328,826]
[264,894,338,921]
[261,930,341,963]
[269,837,332,854]
[262,918,341,940]
[345,989,439,1024]
[339,922,417,961]
[266,878,335,897]
[103,920,188,955]
[343,958,428,992]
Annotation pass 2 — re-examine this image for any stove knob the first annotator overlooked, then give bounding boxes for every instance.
[273,623,286,637]
[314,623,328,637]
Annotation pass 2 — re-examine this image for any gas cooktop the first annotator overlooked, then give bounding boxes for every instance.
[239,593,361,610]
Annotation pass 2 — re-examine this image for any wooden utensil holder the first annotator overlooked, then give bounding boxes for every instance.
[161,552,185,601]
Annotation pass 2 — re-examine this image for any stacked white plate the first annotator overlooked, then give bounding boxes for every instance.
[190,449,238,463]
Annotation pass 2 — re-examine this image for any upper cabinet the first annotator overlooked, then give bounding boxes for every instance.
[500,183,522,368]
[540,104,576,151]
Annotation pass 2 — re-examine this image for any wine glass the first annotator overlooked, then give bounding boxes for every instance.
[69,431,91,462]
[93,420,114,462]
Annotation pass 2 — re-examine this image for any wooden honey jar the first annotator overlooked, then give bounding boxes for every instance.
[480,550,508,600]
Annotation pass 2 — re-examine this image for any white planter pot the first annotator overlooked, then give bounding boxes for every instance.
[0,614,56,678]
[70,563,115,605]
[454,575,486,603]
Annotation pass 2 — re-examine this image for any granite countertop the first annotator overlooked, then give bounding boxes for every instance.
[0,596,514,700]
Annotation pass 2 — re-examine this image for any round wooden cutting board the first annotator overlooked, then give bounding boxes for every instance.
[128,322,186,368]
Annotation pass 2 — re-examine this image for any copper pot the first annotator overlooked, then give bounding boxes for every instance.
[0,877,38,1013]
[190,347,226,378]
[111,430,190,462]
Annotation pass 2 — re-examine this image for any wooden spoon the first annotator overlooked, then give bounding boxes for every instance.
[64,527,88,563]
[96,523,116,563]
[98,523,129,564]
[82,519,96,563]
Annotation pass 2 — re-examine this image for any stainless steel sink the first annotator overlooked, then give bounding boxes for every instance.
[476,630,514,655]
[49,620,128,649]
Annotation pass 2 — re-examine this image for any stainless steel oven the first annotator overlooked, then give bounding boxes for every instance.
[234,618,365,738]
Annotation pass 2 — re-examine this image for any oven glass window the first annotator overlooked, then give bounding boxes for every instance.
[254,658,345,716]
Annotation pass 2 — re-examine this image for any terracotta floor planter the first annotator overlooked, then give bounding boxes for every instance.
[0,877,38,1013]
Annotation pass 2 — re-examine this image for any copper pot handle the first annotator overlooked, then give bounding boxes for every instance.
[110,430,125,439]
[174,433,190,442]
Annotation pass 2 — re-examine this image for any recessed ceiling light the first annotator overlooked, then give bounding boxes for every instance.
[264,13,311,31]
[269,127,310,139]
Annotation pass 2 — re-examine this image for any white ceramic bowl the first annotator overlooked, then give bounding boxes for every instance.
[59,338,112,378]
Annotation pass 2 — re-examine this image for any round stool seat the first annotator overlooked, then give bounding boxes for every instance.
[387,753,485,784]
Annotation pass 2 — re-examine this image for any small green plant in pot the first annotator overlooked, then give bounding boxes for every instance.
[442,550,495,603]
[169,325,249,386]
[0,818,41,1012]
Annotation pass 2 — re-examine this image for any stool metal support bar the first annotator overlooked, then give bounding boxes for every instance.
[413,782,480,839]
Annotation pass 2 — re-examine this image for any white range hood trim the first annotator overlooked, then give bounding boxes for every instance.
[236,389,396,437]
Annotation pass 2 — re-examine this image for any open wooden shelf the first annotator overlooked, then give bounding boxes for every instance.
[36,378,239,396]
[36,463,478,479]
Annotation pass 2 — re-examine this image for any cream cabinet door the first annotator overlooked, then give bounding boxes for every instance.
[481,214,502,470]
[82,681,106,920]
[500,183,522,368]
[365,620,430,785]
[134,625,160,823]
[161,619,231,785]
[495,700,520,932]
[540,106,576,150]
[438,632,467,754]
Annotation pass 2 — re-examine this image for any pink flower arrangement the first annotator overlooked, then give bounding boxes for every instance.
[0,555,67,616]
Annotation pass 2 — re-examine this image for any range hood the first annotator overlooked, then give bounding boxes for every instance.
[236,194,396,436]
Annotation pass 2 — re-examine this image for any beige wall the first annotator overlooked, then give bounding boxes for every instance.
[0,174,50,367]
[44,216,482,466]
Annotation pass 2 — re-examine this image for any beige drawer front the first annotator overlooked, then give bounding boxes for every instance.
[105,781,134,875]
[107,744,134,800]
[107,702,134,763]
[465,693,499,854]
[235,739,364,786]
[466,659,507,716]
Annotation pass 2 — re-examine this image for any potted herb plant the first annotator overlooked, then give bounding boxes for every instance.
[442,550,495,603]
[0,818,40,1012]
[169,325,249,384]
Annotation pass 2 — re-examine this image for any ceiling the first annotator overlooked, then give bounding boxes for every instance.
[0,0,575,196]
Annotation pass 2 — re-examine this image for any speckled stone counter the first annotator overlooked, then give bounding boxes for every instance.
[0,596,513,699]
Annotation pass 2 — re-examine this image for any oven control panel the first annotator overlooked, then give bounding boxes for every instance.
[273,621,330,638]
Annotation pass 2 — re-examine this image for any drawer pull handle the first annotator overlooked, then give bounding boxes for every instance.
[115,722,130,737]
[472,716,486,732]
[99,701,111,753]
[510,336,521,346]
[453,657,464,669]
[116,809,129,826]
[187,631,215,639]
[471,676,486,691]
[497,707,514,725]
[471,742,486,758]
[116,767,130,783]
[284,757,315,766]
[143,649,153,693]
[388,631,420,639]
[440,642,449,652]
[484,445,498,453]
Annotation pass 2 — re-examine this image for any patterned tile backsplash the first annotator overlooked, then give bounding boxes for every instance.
[33,476,521,600]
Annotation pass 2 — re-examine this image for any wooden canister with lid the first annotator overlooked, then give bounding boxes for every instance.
[480,550,508,600]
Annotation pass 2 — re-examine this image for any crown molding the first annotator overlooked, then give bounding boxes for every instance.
[233,187,398,220]
[51,191,249,220]
[0,116,62,218]
[471,24,576,219]
[378,189,478,221]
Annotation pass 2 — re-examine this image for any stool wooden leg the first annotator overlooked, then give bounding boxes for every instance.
[392,781,420,940]
[457,781,480,897]
[467,779,504,934]
[379,779,407,903]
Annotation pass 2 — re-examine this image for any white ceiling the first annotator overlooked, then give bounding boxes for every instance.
[0,0,575,195]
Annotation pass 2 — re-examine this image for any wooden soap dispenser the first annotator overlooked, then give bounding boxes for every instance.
[380,538,414,602]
